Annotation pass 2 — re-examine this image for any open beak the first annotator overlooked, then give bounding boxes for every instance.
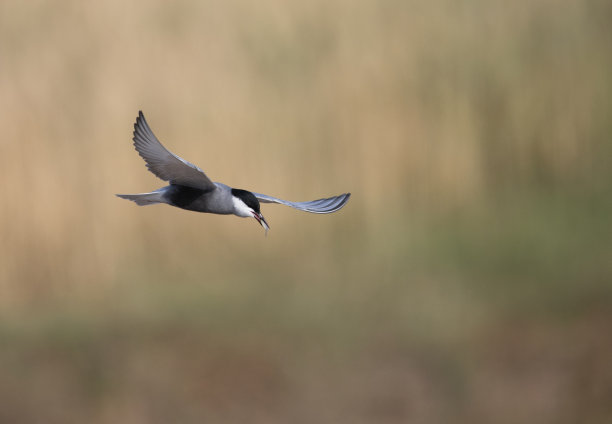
[253,212,270,234]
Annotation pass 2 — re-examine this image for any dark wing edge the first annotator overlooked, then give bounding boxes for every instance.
[253,192,351,214]
[132,111,216,191]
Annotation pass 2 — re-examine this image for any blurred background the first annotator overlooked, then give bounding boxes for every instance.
[1,0,611,423]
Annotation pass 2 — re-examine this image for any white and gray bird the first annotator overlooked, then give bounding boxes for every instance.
[116,111,350,233]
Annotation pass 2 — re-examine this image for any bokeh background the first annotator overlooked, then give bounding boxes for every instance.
[1,1,611,423]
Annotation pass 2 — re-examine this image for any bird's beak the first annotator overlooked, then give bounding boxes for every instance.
[253,212,270,234]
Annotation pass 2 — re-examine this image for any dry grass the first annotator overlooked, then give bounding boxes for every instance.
[0,0,611,422]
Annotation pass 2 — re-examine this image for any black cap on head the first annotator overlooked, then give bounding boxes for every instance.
[231,188,261,213]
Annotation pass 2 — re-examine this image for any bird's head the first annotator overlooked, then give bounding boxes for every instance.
[231,189,270,233]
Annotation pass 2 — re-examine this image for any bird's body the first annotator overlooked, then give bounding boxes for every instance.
[167,183,233,214]
[117,111,350,232]
[119,183,234,214]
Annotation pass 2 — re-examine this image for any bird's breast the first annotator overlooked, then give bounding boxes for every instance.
[166,185,232,214]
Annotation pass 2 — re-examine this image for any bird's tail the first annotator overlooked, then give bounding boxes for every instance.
[116,189,166,206]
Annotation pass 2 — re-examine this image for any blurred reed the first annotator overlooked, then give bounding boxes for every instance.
[1,1,611,423]
[0,0,610,307]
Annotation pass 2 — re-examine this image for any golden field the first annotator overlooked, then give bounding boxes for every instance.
[0,1,611,423]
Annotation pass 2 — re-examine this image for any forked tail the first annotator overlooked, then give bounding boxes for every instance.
[116,189,166,206]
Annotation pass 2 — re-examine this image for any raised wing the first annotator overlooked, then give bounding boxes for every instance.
[253,192,351,214]
[132,111,216,191]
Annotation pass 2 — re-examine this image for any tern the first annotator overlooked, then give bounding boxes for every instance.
[116,111,350,233]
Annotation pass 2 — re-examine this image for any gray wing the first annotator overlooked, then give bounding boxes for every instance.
[132,111,216,191]
[253,192,351,214]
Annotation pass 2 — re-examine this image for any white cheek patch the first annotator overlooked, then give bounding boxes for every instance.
[232,196,254,218]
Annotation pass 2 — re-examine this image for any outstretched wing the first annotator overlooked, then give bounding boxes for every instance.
[253,192,351,214]
[132,111,216,191]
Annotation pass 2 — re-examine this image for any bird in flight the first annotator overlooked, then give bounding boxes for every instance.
[117,111,350,233]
